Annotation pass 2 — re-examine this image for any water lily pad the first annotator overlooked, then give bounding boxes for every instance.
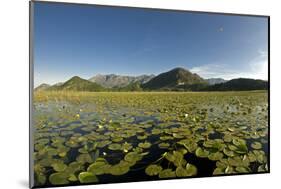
[231,139,248,154]
[158,142,170,149]
[138,142,151,149]
[208,152,224,161]
[51,163,67,172]
[195,147,209,158]
[137,135,148,140]
[49,172,69,185]
[251,142,262,150]
[121,142,133,152]
[68,174,78,182]
[87,160,111,175]
[145,164,163,176]
[159,169,176,178]
[258,164,268,172]
[223,148,235,157]
[185,163,197,176]
[124,152,143,163]
[35,173,46,185]
[235,166,250,173]
[213,167,224,175]
[76,153,93,164]
[108,143,122,151]
[78,172,98,183]
[109,163,130,175]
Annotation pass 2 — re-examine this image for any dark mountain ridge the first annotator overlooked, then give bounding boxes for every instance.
[142,67,207,90]
[35,68,268,92]
[48,76,104,91]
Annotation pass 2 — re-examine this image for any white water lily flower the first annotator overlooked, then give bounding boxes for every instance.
[184,113,189,118]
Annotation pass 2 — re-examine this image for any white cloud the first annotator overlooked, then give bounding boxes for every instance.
[190,51,268,80]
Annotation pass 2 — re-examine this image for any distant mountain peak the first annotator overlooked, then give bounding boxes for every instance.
[206,78,227,85]
[69,76,83,81]
[89,74,155,88]
[34,83,50,91]
[142,67,206,90]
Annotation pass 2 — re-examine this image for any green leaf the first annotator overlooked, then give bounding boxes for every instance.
[145,165,163,176]
[208,152,224,161]
[49,172,69,185]
[195,147,209,158]
[51,163,67,172]
[108,143,122,151]
[159,169,176,178]
[124,152,143,163]
[138,142,152,149]
[78,172,98,183]
[109,163,130,175]
[87,161,111,175]
[185,163,197,176]
[251,142,262,150]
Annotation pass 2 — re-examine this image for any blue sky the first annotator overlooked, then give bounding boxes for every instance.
[33,2,268,87]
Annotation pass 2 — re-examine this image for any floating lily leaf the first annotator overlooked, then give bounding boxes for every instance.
[177,139,198,153]
[108,143,122,151]
[224,166,234,174]
[124,152,143,163]
[49,172,69,185]
[137,135,148,140]
[35,172,46,185]
[159,169,176,178]
[251,142,262,150]
[232,138,246,146]
[76,153,93,164]
[68,174,78,182]
[258,164,268,172]
[138,142,151,149]
[160,135,173,141]
[87,160,111,175]
[228,156,249,167]
[78,147,88,154]
[175,166,189,177]
[253,150,266,163]
[208,152,224,161]
[195,147,209,158]
[223,148,235,157]
[213,167,224,175]
[231,139,248,154]
[185,163,197,176]
[235,166,250,173]
[67,161,84,174]
[51,163,67,172]
[109,163,130,175]
[78,172,98,183]
[121,142,133,152]
[158,142,170,149]
[112,137,123,143]
[96,140,111,148]
[145,164,163,176]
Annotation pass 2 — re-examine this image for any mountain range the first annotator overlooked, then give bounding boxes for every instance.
[35,67,268,92]
[89,74,154,88]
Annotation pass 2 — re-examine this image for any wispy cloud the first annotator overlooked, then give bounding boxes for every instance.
[190,50,268,80]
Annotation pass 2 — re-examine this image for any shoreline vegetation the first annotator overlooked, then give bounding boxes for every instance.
[34,90,268,103]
